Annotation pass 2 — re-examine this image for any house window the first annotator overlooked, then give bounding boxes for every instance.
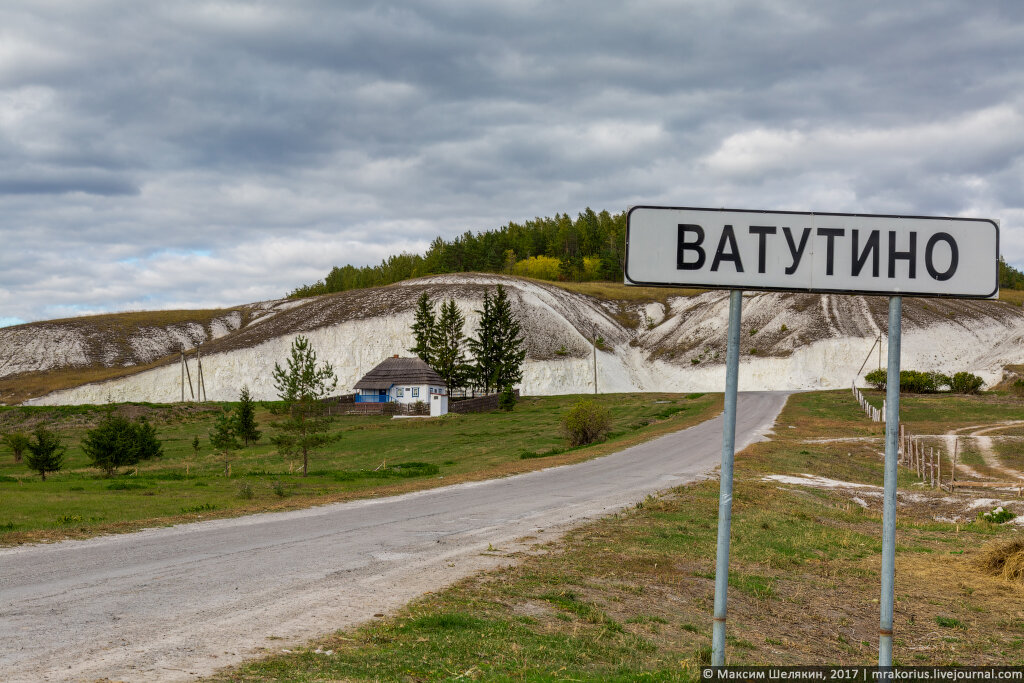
[412,387,420,398]
[396,387,404,397]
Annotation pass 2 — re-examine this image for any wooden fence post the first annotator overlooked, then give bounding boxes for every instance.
[950,438,958,493]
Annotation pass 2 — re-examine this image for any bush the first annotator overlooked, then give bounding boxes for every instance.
[899,370,949,393]
[560,399,612,447]
[498,385,517,411]
[949,371,984,394]
[979,506,1015,524]
[2,433,30,463]
[864,369,887,390]
[867,368,983,394]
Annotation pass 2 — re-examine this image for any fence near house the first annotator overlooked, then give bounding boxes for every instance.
[449,390,519,414]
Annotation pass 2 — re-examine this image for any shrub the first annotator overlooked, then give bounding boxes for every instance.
[979,506,1015,524]
[560,399,612,447]
[498,385,517,411]
[899,370,949,393]
[950,371,984,394]
[237,482,254,500]
[2,433,30,463]
[864,369,887,391]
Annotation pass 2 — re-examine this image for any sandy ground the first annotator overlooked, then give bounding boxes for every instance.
[0,392,787,683]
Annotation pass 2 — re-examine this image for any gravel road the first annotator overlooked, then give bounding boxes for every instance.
[0,391,788,682]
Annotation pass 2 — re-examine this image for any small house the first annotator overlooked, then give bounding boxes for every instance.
[353,356,447,406]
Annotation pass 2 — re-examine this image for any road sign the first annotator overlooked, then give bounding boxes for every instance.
[625,205,1000,667]
[625,206,999,298]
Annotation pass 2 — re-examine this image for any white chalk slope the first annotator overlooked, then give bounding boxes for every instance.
[13,274,1024,405]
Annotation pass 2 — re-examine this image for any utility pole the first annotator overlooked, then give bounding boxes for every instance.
[592,328,598,394]
[182,346,195,401]
[197,344,207,402]
[181,349,185,402]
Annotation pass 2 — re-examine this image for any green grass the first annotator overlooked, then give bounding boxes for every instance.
[860,390,1024,431]
[0,393,720,542]
[211,390,1024,680]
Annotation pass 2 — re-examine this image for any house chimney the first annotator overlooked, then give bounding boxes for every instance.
[393,354,399,358]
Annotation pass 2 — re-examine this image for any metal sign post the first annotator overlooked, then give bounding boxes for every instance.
[879,296,903,666]
[624,206,998,666]
[711,289,742,665]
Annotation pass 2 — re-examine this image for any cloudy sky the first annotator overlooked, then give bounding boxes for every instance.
[3,1,1024,325]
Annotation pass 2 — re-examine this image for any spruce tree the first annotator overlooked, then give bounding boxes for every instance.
[489,285,526,391]
[431,298,469,397]
[270,335,338,476]
[81,411,162,476]
[409,291,436,365]
[468,285,525,393]
[233,385,261,447]
[24,426,65,481]
[467,289,497,392]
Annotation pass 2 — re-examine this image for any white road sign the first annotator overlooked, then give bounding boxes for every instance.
[625,206,999,298]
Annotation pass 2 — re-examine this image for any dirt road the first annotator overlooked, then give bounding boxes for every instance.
[0,391,788,682]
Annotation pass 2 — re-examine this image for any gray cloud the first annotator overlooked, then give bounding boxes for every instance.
[2,0,1024,324]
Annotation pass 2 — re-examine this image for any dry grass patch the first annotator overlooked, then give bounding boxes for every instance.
[999,289,1024,307]
[975,539,1024,582]
[544,279,705,305]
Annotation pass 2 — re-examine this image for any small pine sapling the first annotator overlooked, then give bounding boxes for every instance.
[24,426,65,481]
[270,336,338,476]
[234,385,261,446]
[210,409,240,477]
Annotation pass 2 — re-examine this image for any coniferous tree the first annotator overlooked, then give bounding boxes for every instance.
[467,289,497,392]
[468,285,525,393]
[233,385,261,447]
[271,336,338,476]
[409,292,436,365]
[431,298,469,397]
[81,411,162,476]
[210,408,240,476]
[24,426,65,481]
[489,285,526,391]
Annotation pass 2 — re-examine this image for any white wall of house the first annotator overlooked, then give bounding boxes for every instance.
[390,384,445,405]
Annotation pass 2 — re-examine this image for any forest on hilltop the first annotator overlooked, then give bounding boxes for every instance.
[288,208,626,298]
[288,207,1024,298]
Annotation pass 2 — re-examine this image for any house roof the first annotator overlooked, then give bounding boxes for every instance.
[353,356,446,390]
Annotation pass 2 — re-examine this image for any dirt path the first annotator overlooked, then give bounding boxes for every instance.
[0,392,789,683]
[945,422,1024,482]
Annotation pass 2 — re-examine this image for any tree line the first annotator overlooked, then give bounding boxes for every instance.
[288,208,627,298]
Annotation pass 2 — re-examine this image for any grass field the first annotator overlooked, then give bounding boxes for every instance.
[211,390,1024,680]
[0,393,720,544]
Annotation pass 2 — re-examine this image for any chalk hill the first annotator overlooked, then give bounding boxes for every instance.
[3,274,1023,405]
